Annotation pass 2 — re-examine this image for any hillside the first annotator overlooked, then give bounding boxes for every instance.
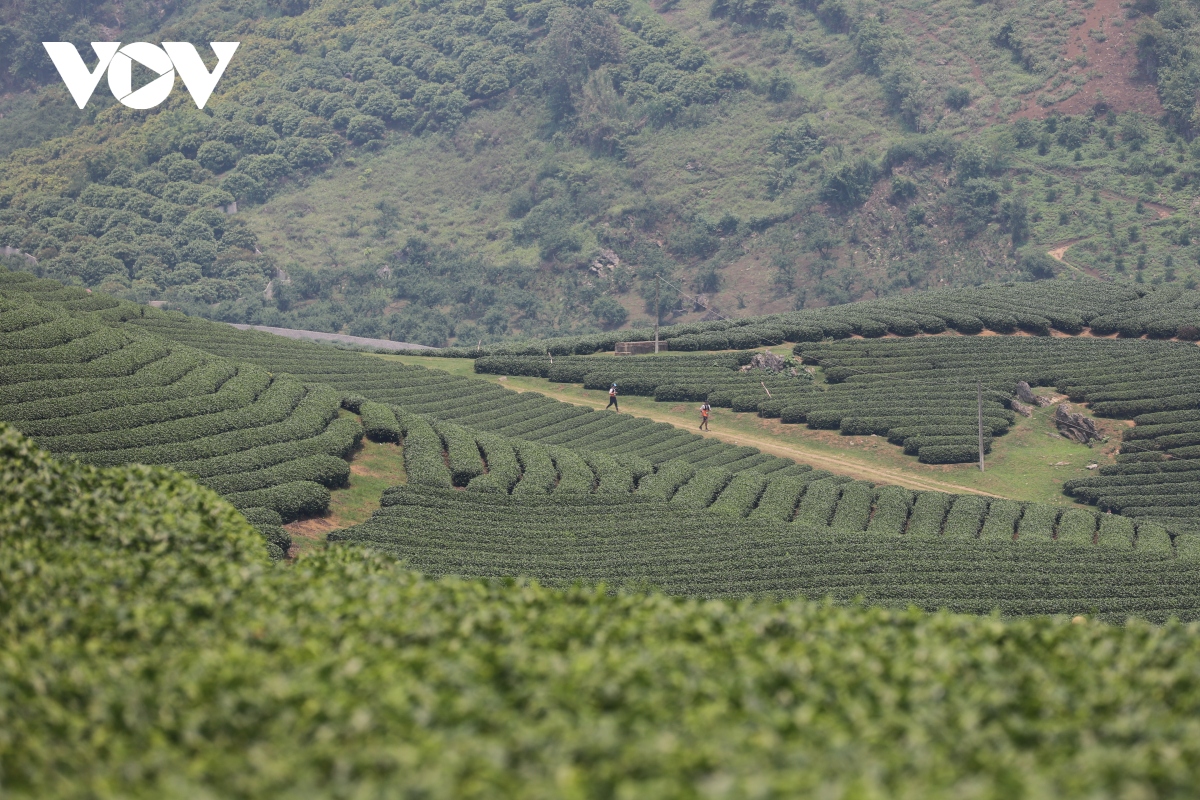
[8,0,1200,785]
[5,266,1197,617]
[10,422,1200,795]
[2,0,1200,346]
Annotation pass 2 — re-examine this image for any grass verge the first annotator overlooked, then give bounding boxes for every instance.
[286,434,406,555]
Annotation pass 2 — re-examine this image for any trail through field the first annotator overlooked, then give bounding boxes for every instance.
[228,323,433,351]
[1048,241,1080,261]
[285,436,407,555]
[1046,238,1106,279]
[513,387,999,497]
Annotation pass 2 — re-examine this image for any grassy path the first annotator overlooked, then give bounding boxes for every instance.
[382,354,1117,505]
[286,433,406,553]
[506,380,999,496]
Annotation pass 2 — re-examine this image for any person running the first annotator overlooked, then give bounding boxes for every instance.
[606,383,619,412]
[699,401,711,431]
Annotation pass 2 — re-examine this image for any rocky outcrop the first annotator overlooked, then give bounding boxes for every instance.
[1015,381,1053,407]
[1054,403,1102,444]
[740,352,788,373]
[1012,400,1035,418]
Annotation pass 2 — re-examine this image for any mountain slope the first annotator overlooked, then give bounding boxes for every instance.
[1,0,1199,345]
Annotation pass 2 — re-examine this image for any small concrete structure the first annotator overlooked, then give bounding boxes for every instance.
[615,340,666,355]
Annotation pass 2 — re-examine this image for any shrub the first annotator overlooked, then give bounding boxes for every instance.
[360,401,401,443]
[944,87,971,110]
[918,444,980,464]
[820,158,880,208]
[347,114,386,144]
[196,141,239,174]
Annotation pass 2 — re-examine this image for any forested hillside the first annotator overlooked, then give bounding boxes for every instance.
[2,0,1200,346]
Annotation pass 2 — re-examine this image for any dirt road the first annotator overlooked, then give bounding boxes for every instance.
[509,386,1000,497]
[228,323,432,351]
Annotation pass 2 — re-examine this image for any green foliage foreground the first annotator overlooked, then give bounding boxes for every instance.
[6,421,1200,798]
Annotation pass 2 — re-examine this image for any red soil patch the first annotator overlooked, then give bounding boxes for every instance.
[1015,0,1162,120]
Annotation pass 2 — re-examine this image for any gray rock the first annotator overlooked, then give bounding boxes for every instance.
[1054,403,1101,444]
[740,352,788,374]
[1015,381,1053,407]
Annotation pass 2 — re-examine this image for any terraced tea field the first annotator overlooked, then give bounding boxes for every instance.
[4,265,1199,619]
[329,486,1195,622]
[0,270,368,558]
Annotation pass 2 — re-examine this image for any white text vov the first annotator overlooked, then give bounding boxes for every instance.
[42,42,239,110]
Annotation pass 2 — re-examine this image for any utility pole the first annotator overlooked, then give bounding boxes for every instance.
[977,380,985,472]
[654,274,660,354]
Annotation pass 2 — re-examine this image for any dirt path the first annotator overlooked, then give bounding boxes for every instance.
[510,387,1001,497]
[1036,167,1176,218]
[228,323,433,351]
[1048,241,1080,261]
[1045,238,1109,279]
[1095,187,1174,219]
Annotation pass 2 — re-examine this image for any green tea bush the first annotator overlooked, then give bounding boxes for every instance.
[468,434,523,494]
[584,451,637,495]
[1017,504,1061,542]
[670,467,734,510]
[638,459,698,501]
[749,474,811,522]
[866,486,914,536]
[943,495,989,539]
[907,492,953,537]
[395,411,452,489]
[432,420,485,487]
[202,454,350,495]
[708,471,768,517]
[511,442,557,495]
[550,446,596,495]
[359,401,401,443]
[226,480,331,522]
[793,477,850,527]
[10,430,1200,795]
[828,481,875,532]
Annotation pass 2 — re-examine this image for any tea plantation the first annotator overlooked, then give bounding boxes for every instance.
[420,279,1200,358]
[7,264,1200,792]
[10,421,1200,797]
[330,485,1196,622]
[462,283,1200,536]
[5,264,1199,564]
[131,303,810,472]
[0,269,366,558]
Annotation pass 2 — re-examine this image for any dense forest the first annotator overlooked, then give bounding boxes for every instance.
[2,0,1200,345]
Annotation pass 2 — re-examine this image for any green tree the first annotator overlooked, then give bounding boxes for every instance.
[820,159,879,208]
[538,7,622,122]
[802,214,842,258]
[347,115,385,145]
[1000,195,1029,247]
[197,142,238,174]
[766,71,796,102]
[944,87,970,110]
[591,295,628,327]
